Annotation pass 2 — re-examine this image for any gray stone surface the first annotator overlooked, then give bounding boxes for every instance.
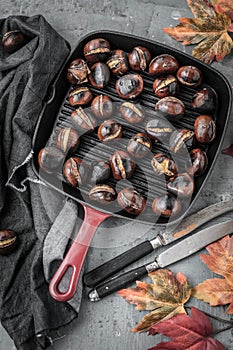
[1,0,233,349]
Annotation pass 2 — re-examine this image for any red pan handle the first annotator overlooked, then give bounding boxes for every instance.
[49,205,110,302]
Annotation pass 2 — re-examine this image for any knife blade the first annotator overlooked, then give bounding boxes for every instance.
[88,219,233,301]
[83,200,233,287]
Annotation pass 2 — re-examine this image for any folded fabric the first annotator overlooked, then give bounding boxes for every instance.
[0,15,84,350]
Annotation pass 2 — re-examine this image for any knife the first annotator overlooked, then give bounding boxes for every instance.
[88,219,233,301]
[83,200,233,287]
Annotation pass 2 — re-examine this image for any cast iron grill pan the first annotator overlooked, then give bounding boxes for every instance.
[32,31,232,301]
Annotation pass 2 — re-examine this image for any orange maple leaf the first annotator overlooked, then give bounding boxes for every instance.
[192,235,233,313]
[118,269,191,332]
[163,0,233,64]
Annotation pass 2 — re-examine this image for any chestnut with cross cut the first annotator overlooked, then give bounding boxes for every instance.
[194,115,216,144]
[119,102,145,124]
[55,127,80,153]
[177,65,203,87]
[110,150,135,180]
[167,173,194,198]
[128,46,151,71]
[153,75,179,98]
[115,74,144,99]
[89,184,117,204]
[169,129,195,153]
[152,193,181,218]
[107,49,129,75]
[91,95,113,119]
[155,96,185,122]
[98,119,123,142]
[83,38,111,63]
[63,157,87,187]
[69,87,93,106]
[71,107,97,132]
[67,58,90,85]
[149,54,179,77]
[127,133,152,158]
[117,187,146,215]
[145,117,173,142]
[151,153,178,178]
[186,148,208,176]
[191,86,217,113]
[89,62,110,89]
[89,160,111,184]
[0,230,18,255]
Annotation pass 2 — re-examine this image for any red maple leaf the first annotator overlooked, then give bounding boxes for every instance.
[148,307,225,350]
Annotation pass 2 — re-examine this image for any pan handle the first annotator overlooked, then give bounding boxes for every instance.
[49,205,110,302]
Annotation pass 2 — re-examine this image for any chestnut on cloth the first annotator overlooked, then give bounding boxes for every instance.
[0,15,83,350]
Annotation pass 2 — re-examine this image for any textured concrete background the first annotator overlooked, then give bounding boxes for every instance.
[1,0,233,349]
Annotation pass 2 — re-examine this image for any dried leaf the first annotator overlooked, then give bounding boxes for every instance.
[148,307,225,350]
[117,269,191,332]
[214,0,233,21]
[192,235,233,314]
[222,144,233,156]
[163,0,233,64]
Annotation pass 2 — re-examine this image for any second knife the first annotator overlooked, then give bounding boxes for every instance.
[89,219,233,301]
[83,200,233,287]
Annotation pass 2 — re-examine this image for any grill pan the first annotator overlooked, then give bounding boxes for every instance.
[32,31,232,301]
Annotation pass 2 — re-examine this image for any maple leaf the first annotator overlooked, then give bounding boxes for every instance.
[192,235,233,314]
[148,307,225,350]
[117,269,191,333]
[214,0,233,21]
[163,0,233,64]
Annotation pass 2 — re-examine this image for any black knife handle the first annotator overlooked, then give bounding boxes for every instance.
[89,265,148,300]
[83,241,153,287]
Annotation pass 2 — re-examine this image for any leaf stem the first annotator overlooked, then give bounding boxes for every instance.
[185,306,233,324]
[213,325,233,335]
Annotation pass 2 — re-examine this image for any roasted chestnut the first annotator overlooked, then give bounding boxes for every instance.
[155,97,185,121]
[145,118,173,142]
[119,102,145,123]
[83,38,111,63]
[149,54,179,77]
[63,157,87,186]
[89,184,117,204]
[110,150,135,180]
[69,87,93,106]
[107,49,129,75]
[128,46,151,71]
[116,74,144,99]
[89,62,110,88]
[177,66,203,87]
[151,153,178,178]
[98,119,122,142]
[117,187,146,215]
[169,129,194,153]
[191,86,217,113]
[2,30,28,53]
[152,193,181,218]
[186,148,208,176]
[91,95,113,119]
[127,133,152,158]
[67,59,90,85]
[89,160,111,184]
[153,75,179,98]
[55,127,80,153]
[194,115,216,143]
[0,230,17,255]
[38,146,64,173]
[71,107,97,132]
[167,173,194,198]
